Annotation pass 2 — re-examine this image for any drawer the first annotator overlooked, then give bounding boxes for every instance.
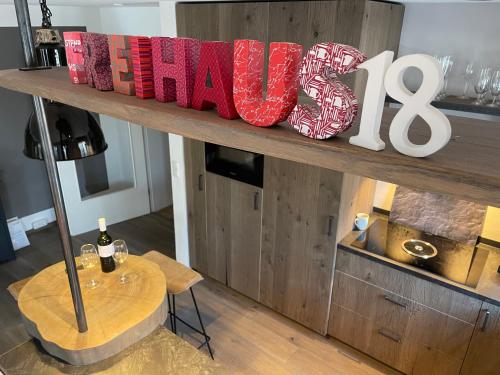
[329,304,404,370]
[335,249,482,324]
[331,271,475,360]
[333,270,414,330]
[329,304,468,375]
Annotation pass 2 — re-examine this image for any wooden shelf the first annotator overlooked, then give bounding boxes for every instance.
[1,67,500,207]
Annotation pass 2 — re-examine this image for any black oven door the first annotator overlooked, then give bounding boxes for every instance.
[205,143,264,188]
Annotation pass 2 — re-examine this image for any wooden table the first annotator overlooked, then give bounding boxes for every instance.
[18,255,167,365]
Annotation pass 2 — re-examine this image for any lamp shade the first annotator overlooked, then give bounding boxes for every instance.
[24,102,108,161]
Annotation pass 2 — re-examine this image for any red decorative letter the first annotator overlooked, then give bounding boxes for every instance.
[81,33,113,91]
[108,34,135,95]
[130,36,154,99]
[151,37,200,108]
[63,31,87,84]
[192,41,238,120]
[287,43,366,139]
[233,40,302,127]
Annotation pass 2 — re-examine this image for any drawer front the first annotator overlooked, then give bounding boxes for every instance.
[335,249,482,324]
[332,271,414,335]
[329,304,404,370]
[329,304,468,375]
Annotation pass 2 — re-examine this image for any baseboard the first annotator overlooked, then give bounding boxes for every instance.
[9,207,56,232]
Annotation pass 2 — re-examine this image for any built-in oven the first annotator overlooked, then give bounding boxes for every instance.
[205,143,264,188]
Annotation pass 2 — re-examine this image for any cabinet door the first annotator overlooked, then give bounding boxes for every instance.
[461,302,500,375]
[227,180,262,301]
[205,172,230,283]
[260,157,343,333]
[206,173,263,300]
[184,139,208,273]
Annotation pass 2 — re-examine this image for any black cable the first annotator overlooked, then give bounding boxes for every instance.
[39,0,52,28]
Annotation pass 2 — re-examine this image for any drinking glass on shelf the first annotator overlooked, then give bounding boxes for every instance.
[460,62,476,99]
[474,67,492,105]
[80,244,100,289]
[113,239,129,284]
[435,55,454,100]
[488,70,500,107]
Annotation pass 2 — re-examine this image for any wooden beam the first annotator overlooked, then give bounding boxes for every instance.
[1,67,500,207]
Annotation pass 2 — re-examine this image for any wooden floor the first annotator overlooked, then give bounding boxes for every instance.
[0,207,397,375]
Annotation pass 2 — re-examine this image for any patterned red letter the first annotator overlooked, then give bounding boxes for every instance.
[287,43,365,139]
[192,41,238,120]
[130,36,154,99]
[63,31,87,84]
[151,37,200,108]
[108,34,135,96]
[81,33,113,91]
[233,40,302,127]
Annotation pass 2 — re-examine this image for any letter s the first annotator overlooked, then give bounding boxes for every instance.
[287,43,365,139]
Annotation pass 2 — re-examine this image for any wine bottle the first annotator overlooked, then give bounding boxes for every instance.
[97,217,115,273]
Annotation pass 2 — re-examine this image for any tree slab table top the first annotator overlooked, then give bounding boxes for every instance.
[17,255,167,365]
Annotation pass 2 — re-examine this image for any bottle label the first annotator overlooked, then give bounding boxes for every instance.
[98,244,115,258]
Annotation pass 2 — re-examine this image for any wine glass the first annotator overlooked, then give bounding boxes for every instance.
[460,62,476,99]
[80,244,100,289]
[474,67,492,105]
[488,70,500,107]
[435,55,453,100]
[113,239,129,284]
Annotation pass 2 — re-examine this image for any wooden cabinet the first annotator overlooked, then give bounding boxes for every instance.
[185,141,263,301]
[461,302,500,375]
[259,157,375,333]
[329,250,483,374]
[177,0,404,100]
[205,172,263,301]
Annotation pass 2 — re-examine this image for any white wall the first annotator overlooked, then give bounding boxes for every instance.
[98,6,161,36]
[399,3,500,97]
[0,4,102,30]
[158,0,190,266]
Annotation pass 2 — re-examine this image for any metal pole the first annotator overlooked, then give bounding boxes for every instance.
[14,0,88,333]
[33,97,88,333]
[13,0,37,67]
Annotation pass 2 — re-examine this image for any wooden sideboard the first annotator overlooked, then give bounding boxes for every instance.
[330,248,500,375]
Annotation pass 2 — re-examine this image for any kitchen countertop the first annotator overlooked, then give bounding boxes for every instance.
[338,216,500,306]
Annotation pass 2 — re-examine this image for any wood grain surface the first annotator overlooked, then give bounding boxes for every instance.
[461,302,500,375]
[335,249,482,324]
[0,68,499,207]
[330,271,475,373]
[18,255,167,365]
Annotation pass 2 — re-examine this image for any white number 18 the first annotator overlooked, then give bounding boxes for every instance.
[349,52,451,158]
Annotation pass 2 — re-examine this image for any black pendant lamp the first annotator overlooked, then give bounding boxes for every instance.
[23,0,107,161]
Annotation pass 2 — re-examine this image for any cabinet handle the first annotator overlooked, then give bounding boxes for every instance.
[384,295,408,309]
[377,328,401,343]
[327,215,335,236]
[198,174,204,191]
[253,192,260,210]
[481,310,490,332]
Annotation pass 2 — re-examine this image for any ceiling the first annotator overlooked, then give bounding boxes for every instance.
[0,0,499,6]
